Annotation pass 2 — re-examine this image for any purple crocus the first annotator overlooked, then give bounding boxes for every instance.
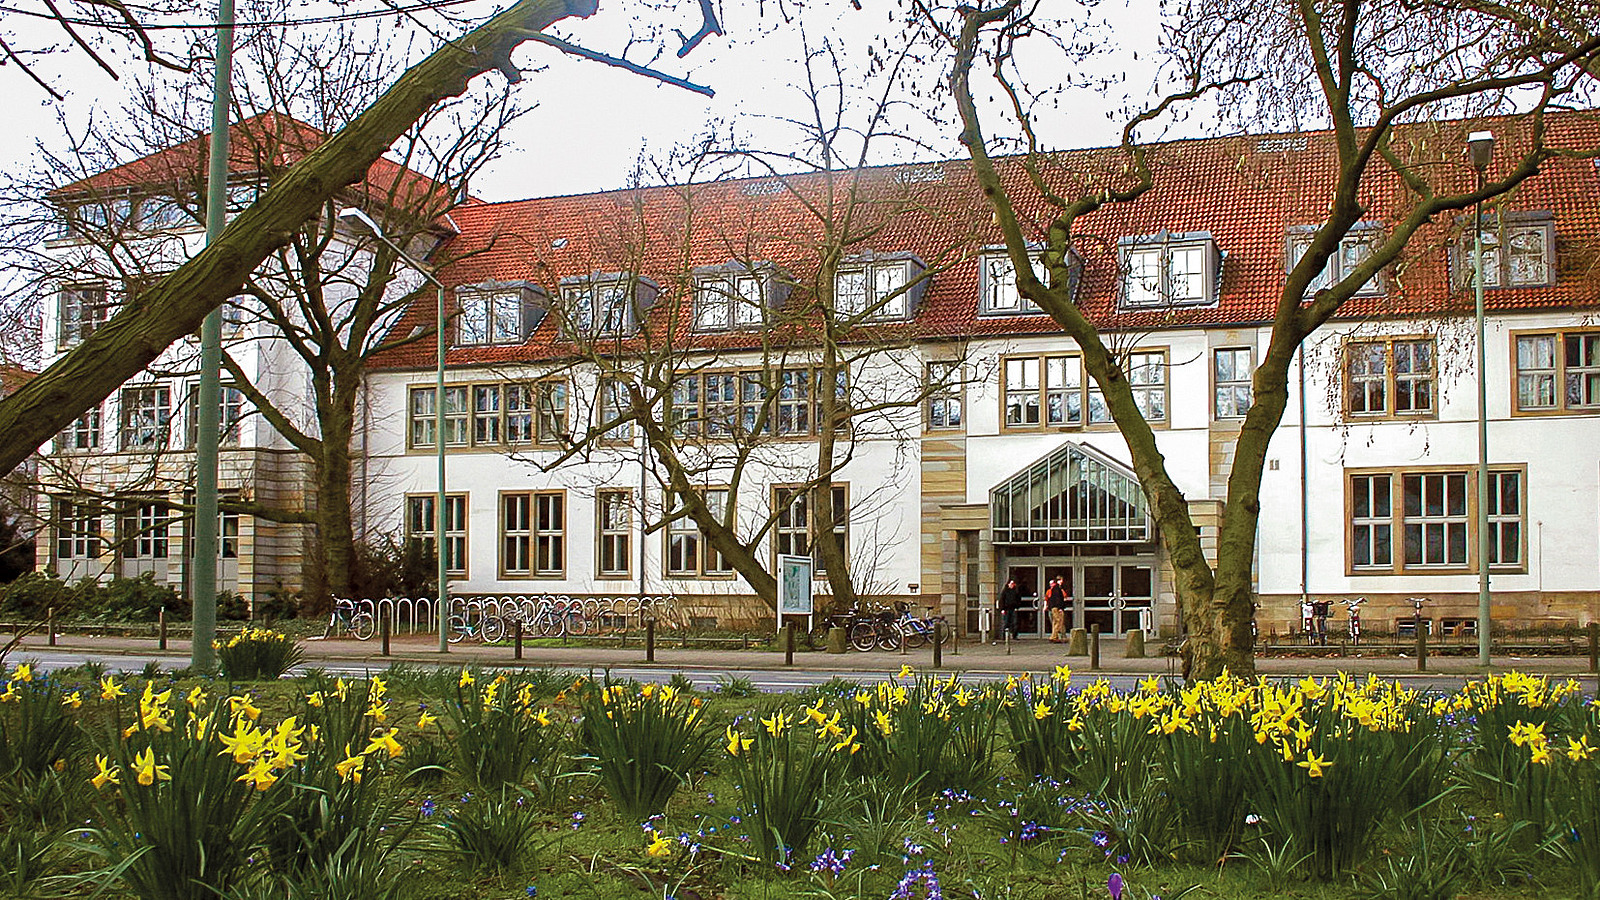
[1108,872,1124,900]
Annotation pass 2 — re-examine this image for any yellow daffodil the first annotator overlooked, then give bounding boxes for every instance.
[1052,665,1074,684]
[832,726,861,754]
[91,754,120,789]
[898,664,914,679]
[363,728,403,759]
[369,675,387,698]
[645,830,673,858]
[100,676,126,700]
[132,747,170,786]
[366,700,389,722]
[186,687,207,709]
[335,747,365,783]
[1567,735,1596,761]
[873,708,894,737]
[218,721,265,764]
[306,691,325,708]
[333,678,349,701]
[61,691,82,709]
[0,682,16,703]
[761,711,790,737]
[229,694,261,721]
[725,725,752,756]
[417,710,438,731]
[8,663,31,682]
[1033,700,1053,720]
[1297,750,1331,778]
[459,669,475,688]
[237,758,279,791]
[1530,743,1552,765]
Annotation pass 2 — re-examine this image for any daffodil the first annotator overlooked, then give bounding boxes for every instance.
[832,726,861,754]
[898,664,914,679]
[363,728,404,759]
[761,711,790,737]
[306,690,325,708]
[1033,700,1053,720]
[873,708,894,737]
[8,663,31,682]
[335,746,365,783]
[61,690,82,709]
[91,754,120,789]
[725,725,752,756]
[417,710,438,731]
[0,682,16,703]
[100,676,126,700]
[132,747,170,786]
[645,830,673,858]
[229,694,261,722]
[186,687,207,709]
[1297,750,1331,778]
[1567,735,1596,761]
[459,669,475,688]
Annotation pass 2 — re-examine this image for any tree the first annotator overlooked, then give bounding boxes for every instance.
[0,0,728,477]
[932,0,1600,677]
[509,33,982,611]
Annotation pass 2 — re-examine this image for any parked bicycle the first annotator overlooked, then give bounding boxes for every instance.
[1344,596,1366,644]
[892,605,952,649]
[448,602,502,644]
[321,598,376,641]
[805,604,869,649]
[529,596,589,637]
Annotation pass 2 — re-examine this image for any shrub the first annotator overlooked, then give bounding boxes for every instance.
[722,707,847,865]
[217,591,250,621]
[0,571,73,620]
[90,573,186,622]
[442,669,568,793]
[254,583,301,622]
[216,629,304,680]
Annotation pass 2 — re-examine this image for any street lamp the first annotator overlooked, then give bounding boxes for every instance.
[1468,130,1494,668]
[338,206,450,653]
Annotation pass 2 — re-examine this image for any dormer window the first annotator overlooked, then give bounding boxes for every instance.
[455,282,546,346]
[835,254,926,321]
[1287,225,1384,296]
[979,246,1080,316]
[560,273,658,338]
[693,262,786,331]
[1455,212,1556,290]
[1119,232,1222,309]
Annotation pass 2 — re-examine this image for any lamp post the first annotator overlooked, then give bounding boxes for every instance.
[338,207,449,653]
[1468,130,1494,668]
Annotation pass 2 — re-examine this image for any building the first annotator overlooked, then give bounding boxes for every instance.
[38,112,1600,637]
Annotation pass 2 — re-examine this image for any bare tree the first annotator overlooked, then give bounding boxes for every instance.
[0,0,728,477]
[929,0,1600,678]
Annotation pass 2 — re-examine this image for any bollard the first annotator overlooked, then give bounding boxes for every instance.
[827,626,847,654]
[1416,621,1428,672]
[951,620,959,656]
[646,618,656,663]
[380,613,391,656]
[1090,624,1101,671]
[1588,622,1598,673]
[1067,627,1088,656]
[1123,629,1145,659]
[47,607,56,647]
[933,621,943,669]
[514,620,524,660]
[784,622,796,666]
[158,608,167,651]
[1004,629,1012,656]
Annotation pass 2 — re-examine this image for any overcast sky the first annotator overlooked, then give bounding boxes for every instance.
[0,0,1171,203]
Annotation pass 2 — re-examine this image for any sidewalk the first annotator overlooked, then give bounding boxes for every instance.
[13,630,1600,680]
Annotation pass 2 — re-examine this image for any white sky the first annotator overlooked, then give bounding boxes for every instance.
[0,0,1169,202]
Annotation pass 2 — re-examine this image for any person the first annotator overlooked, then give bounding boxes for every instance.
[1311,598,1332,646]
[1300,598,1314,643]
[1044,575,1069,643]
[998,578,1023,641]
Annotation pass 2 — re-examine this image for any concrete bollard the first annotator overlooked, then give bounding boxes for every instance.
[1067,627,1088,656]
[47,607,56,647]
[1124,629,1145,659]
[1416,622,1428,672]
[1089,624,1101,670]
[1588,622,1597,673]
[828,626,847,654]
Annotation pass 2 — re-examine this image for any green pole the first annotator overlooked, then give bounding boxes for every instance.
[1469,131,1494,669]
[192,0,233,672]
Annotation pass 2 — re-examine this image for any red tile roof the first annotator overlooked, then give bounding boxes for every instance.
[55,111,457,214]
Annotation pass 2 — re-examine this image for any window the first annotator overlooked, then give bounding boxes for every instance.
[407,494,466,575]
[536,381,568,444]
[1458,216,1556,289]
[59,283,110,347]
[118,499,169,559]
[54,498,101,560]
[1214,348,1253,420]
[773,485,848,571]
[62,407,101,452]
[187,384,245,447]
[502,494,531,576]
[457,286,541,346]
[119,385,171,450]
[1004,352,1161,429]
[1514,330,1600,413]
[220,507,239,560]
[1119,233,1222,308]
[1287,227,1383,295]
[835,256,923,321]
[1345,338,1434,418]
[665,490,733,577]
[502,491,563,577]
[596,490,632,578]
[926,361,963,430]
[473,385,502,444]
[560,274,656,338]
[534,492,564,576]
[669,368,840,438]
[1347,468,1524,574]
[409,384,486,448]
[409,386,438,449]
[597,379,633,441]
[978,249,1074,315]
[694,273,766,330]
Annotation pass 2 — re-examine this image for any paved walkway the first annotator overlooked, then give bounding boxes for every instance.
[11,630,1600,680]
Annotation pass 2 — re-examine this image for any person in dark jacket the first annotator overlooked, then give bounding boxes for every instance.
[998,579,1023,640]
[1044,575,1069,642]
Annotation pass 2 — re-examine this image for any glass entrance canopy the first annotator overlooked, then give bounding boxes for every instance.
[990,441,1151,544]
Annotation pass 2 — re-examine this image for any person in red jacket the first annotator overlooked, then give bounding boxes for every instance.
[1044,575,1069,643]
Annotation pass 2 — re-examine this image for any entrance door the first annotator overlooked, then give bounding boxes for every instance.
[1075,560,1155,634]
[1079,563,1116,633]
[1006,565,1040,635]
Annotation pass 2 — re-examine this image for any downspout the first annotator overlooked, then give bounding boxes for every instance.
[358,377,370,544]
[1298,345,1309,603]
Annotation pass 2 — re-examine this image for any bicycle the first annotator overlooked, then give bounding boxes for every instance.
[321,598,376,641]
[448,602,502,644]
[805,605,868,649]
[1344,596,1366,645]
[892,606,952,649]
[529,597,589,637]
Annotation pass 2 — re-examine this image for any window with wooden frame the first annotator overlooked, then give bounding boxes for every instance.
[1287,225,1385,296]
[117,497,169,560]
[1513,329,1600,414]
[533,491,565,576]
[407,494,467,576]
[1346,467,1525,574]
[1213,347,1253,420]
[1118,232,1223,309]
[694,270,768,331]
[1454,214,1556,290]
[596,490,632,579]
[1344,338,1435,418]
[1003,351,1164,430]
[772,484,848,572]
[119,384,171,450]
[665,488,732,577]
[405,384,469,449]
[54,498,101,560]
[668,367,843,438]
[926,361,963,430]
[412,381,566,449]
[501,493,532,576]
[61,406,101,452]
[58,282,110,347]
[597,378,634,442]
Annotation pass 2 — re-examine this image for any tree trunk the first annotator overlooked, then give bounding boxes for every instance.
[812,342,856,611]
[0,0,599,476]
